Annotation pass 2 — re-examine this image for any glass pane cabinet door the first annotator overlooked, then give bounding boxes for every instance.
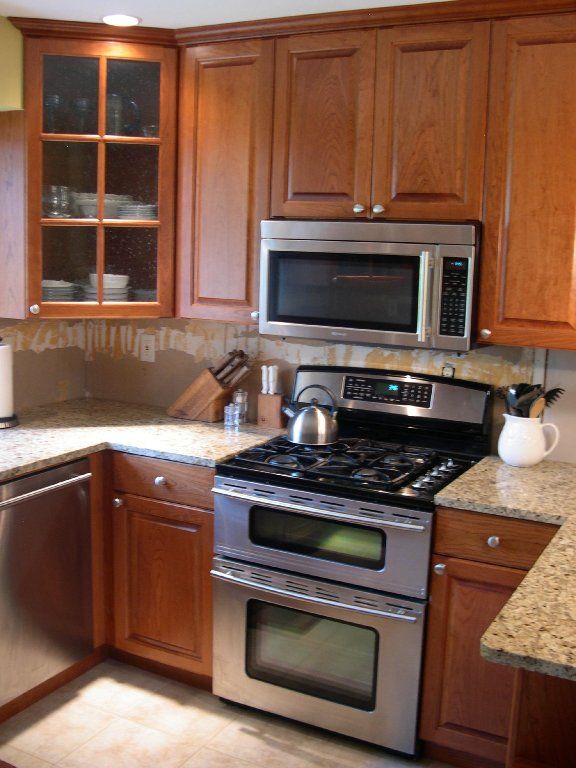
[106,60,160,137]
[43,56,99,135]
[31,42,175,317]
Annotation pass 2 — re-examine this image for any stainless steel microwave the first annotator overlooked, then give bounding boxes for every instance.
[258,220,479,351]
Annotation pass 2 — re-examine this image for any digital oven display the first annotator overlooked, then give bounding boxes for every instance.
[374,381,402,399]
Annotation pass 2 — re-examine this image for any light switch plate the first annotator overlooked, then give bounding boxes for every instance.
[141,334,156,363]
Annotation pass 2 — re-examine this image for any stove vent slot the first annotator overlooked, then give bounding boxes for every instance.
[392,512,420,521]
[353,596,379,609]
[289,495,314,503]
[357,507,381,519]
[315,588,339,601]
[320,500,345,509]
[250,572,273,585]
[223,482,248,491]
[253,488,275,496]
[284,579,309,594]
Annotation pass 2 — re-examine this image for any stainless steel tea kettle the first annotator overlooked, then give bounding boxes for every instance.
[282,385,339,445]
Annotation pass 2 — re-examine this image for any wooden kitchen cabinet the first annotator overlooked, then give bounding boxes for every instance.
[271,22,489,221]
[178,40,273,322]
[479,13,576,349]
[0,33,177,320]
[112,492,213,678]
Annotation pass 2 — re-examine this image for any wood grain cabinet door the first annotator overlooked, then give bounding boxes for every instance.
[479,14,576,348]
[271,30,376,219]
[112,493,213,676]
[372,22,489,220]
[178,40,273,322]
[420,555,525,764]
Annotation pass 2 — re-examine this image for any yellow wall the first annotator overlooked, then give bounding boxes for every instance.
[0,17,23,111]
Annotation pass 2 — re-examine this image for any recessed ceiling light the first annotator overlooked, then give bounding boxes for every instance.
[101,14,141,26]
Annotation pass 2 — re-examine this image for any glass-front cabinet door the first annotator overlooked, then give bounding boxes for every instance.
[27,39,176,317]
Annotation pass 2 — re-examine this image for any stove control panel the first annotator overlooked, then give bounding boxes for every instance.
[343,376,433,407]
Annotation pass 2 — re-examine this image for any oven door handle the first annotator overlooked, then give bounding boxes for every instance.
[212,487,426,532]
[210,569,418,623]
[418,249,433,343]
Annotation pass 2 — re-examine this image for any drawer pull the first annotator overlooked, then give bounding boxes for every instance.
[434,563,446,575]
[112,497,124,508]
[487,535,500,548]
[154,476,168,487]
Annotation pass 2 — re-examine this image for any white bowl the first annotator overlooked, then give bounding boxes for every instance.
[79,202,98,218]
[89,273,129,288]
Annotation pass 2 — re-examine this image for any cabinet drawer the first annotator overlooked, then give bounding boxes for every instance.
[434,507,557,570]
[112,453,215,510]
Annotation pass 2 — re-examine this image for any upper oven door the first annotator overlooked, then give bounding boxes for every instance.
[213,478,432,598]
[259,239,436,347]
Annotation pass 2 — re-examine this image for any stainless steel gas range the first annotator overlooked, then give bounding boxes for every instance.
[211,366,492,756]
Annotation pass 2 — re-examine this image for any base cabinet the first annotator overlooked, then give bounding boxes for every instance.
[420,554,525,764]
[112,493,213,678]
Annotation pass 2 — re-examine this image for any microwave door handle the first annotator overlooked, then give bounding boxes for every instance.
[418,250,433,343]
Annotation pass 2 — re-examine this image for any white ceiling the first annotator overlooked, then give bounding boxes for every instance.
[0,0,453,30]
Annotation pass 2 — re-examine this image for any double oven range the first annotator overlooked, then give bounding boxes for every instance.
[212,366,491,756]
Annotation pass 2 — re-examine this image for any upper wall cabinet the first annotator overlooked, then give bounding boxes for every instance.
[479,14,576,349]
[271,23,489,221]
[0,36,176,320]
[178,40,273,322]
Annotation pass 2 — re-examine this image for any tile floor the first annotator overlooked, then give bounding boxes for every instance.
[0,661,450,768]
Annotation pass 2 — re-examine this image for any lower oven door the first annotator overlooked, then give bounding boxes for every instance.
[213,479,432,599]
[211,556,426,756]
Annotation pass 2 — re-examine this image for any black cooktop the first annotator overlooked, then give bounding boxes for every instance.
[218,435,474,507]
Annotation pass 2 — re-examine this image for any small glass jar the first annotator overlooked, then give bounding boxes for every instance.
[232,389,248,424]
[224,403,240,428]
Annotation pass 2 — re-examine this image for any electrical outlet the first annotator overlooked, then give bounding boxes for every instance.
[140,334,156,363]
[442,364,455,378]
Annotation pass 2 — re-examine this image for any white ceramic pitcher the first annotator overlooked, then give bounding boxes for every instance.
[498,414,560,467]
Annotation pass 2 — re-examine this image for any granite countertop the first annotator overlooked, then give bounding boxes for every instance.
[436,456,576,682]
[0,398,279,482]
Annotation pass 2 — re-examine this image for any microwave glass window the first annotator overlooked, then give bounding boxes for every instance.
[246,600,378,711]
[268,252,420,332]
[250,507,386,570]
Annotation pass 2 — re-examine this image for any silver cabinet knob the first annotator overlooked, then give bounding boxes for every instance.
[352,204,366,214]
[372,204,385,215]
[29,304,40,315]
[487,535,500,548]
[480,328,492,339]
[250,311,260,320]
[434,563,447,575]
[112,497,124,508]
[154,476,168,487]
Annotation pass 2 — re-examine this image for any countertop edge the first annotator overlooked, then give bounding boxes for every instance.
[480,641,576,682]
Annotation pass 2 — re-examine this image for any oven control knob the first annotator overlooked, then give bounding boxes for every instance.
[438,463,450,472]
[430,469,442,478]
[446,458,456,469]
[412,480,424,489]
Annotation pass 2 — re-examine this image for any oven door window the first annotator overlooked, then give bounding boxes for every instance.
[246,600,378,711]
[249,507,386,570]
[267,251,420,333]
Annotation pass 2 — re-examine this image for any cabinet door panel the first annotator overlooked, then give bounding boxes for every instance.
[271,31,376,219]
[420,555,524,763]
[373,22,489,220]
[178,40,273,322]
[480,14,576,348]
[113,493,213,676]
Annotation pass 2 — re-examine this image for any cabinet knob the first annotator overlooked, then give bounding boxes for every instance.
[480,328,492,339]
[250,311,260,320]
[154,476,168,487]
[352,204,366,214]
[434,563,447,575]
[487,535,500,548]
[372,204,385,215]
[29,304,40,315]
[112,497,124,508]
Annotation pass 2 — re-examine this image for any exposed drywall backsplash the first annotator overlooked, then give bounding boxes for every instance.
[0,319,85,411]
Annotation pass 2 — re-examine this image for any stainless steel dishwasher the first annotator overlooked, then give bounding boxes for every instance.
[0,459,94,706]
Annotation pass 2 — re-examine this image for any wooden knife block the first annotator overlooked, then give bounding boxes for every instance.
[167,369,232,423]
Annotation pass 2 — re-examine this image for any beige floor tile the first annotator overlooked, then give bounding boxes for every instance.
[56,718,200,768]
[181,746,262,768]
[0,698,119,764]
[53,660,168,716]
[122,679,238,743]
[0,744,55,768]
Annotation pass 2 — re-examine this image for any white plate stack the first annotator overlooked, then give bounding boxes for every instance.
[83,273,131,302]
[117,203,158,220]
[42,280,77,301]
[133,288,156,302]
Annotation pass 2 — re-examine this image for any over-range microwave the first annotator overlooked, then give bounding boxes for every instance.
[258,220,480,351]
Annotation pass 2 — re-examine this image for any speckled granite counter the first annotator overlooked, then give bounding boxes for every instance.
[436,456,576,682]
[0,399,279,482]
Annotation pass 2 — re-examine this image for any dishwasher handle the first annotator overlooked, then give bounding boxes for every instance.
[0,472,92,510]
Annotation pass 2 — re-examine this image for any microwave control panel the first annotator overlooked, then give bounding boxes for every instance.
[439,258,470,337]
[343,376,433,408]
